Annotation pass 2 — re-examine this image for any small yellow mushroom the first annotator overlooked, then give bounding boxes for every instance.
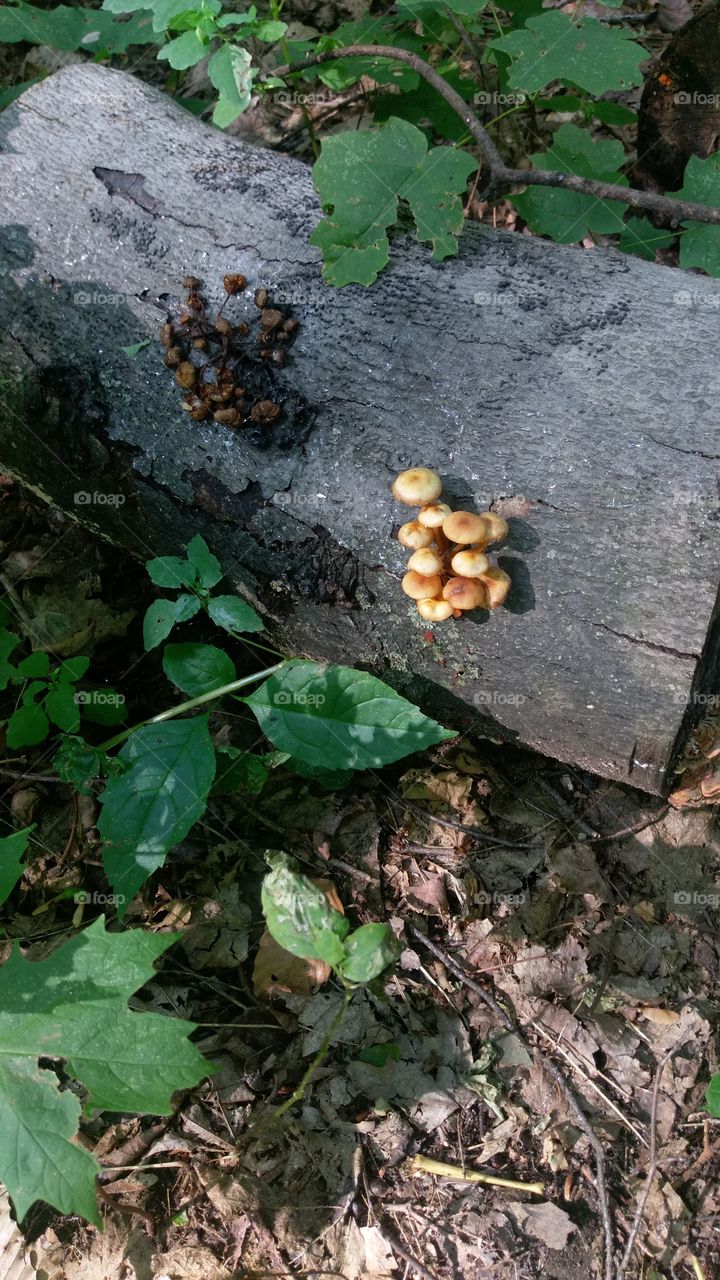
[450,548,491,578]
[442,511,492,545]
[402,570,443,600]
[417,502,452,529]
[392,467,442,506]
[478,512,509,543]
[397,520,434,550]
[407,547,445,576]
[442,576,488,611]
[480,565,512,609]
[417,597,454,622]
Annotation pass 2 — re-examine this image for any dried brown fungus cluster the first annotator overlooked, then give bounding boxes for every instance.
[392,467,511,622]
[161,274,300,428]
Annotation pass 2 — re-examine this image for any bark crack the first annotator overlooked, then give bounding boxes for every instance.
[582,617,700,662]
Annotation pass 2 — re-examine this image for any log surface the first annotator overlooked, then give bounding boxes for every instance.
[1,64,720,793]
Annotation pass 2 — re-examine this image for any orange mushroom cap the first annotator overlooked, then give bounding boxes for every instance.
[442,576,488,611]
[442,511,492,545]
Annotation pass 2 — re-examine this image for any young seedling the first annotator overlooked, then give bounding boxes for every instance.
[392,467,512,622]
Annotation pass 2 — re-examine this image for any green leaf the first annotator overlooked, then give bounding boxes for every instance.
[7,703,49,748]
[245,659,455,770]
[0,918,211,1223]
[261,853,350,960]
[163,642,236,696]
[44,684,80,733]
[55,656,90,684]
[339,923,399,984]
[310,116,476,285]
[0,1,155,52]
[618,217,676,261]
[358,1042,401,1067]
[511,123,628,242]
[143,593,201,650]
[53,737,107,793]
[122,339,151,356]
[158,29,206,67]
[145,554,196,589]
[707,1073,720,1117]
[488,13,645,96]
[207,594,264,634]
[211,747,268,796]
[0,827,33,908]
[0,630,20,691]
[670,154,720,276]
[0,78,43,112]
[186,534,223,590]
[16,652,50,679]
[374,67,478,144]
[209,45,253,124]
[99,718,216,905]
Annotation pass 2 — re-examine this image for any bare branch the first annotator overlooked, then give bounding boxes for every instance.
[272,45,720,228]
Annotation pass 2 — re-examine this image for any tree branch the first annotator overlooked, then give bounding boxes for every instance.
[272,45,720,228]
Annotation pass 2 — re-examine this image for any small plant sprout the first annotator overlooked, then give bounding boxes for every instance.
[392,468,512,622]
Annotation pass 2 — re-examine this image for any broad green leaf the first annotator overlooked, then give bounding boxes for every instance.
[0,1,155,51]
[53,737,107,793]
[207,594,264,634]
[16,652,49,678]
[398,0,486,11]
[55,655,90,684]
[511,123,628,242]
[186,535,223,589]
[310,116,476,285]
[488,13,645,96]
[212,747,268,796]
[7,703,49,748]
[358,1042,401,1066]
[0,918,211,1223]
[149,0,220,32]
[244,659,455,770]
[0,630,20,691]
[45,684,80,733]
[339,923,399,984]
[145,554,196,589]
[670,155,720,276]
[374,67,478,143]
[707,1073,720,1117]
[0,827,33,908]
[143,593,201,650]
[618,217,676,261]
[0,78,42,112]
[99,717,216,905]
[163,642,236,696]
[158,30,206,68]
[209,45,253,124]
[262,853,349,959]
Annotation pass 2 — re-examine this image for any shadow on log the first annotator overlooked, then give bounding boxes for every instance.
[1,65,720,794]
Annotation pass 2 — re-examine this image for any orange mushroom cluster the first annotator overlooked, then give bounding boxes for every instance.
[392,467,511,622]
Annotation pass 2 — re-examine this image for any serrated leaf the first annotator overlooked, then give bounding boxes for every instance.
[488,13,645,95]
[7,703,49,748]
[143,593,201,650]
[158,29,207,68]
[310,116,476,285]
[244,659,455,770]
[511,123,628,242]
[99,718,216,905]
[55,655,90,684]
[0,1,155,51]
[186,534,223,589]
[0,827,33,907]
[707,1072,720,1117]
[53,737,106,793]
[209,44,253,124]
[670,154,720,276]
[207,594,264,634]
[618,216,676,261]
[163,642,236,695]
[0,918,211,1223]
[145,554,196,589]
[45,684,80,733]
[339,922,399,984]
[261,854,350,960]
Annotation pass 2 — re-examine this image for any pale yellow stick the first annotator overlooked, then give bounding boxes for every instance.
[690,1255,707,1280]
[409,1155,545,1195]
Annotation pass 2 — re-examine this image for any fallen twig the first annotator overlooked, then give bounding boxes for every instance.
[410,1154,545,1194]
[616,1048,675,1279]
[408,924,615,1280]
[272,46,720,227]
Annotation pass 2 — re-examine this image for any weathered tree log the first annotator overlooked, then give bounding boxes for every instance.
[1,64,720,794]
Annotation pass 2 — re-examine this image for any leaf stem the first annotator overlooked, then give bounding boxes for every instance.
[98,661,286,752]
[260,986,353,1125]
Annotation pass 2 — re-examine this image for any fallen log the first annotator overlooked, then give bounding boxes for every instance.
[1,63,719,795]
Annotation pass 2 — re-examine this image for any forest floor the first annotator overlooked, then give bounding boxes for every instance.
[0,479,717,1280]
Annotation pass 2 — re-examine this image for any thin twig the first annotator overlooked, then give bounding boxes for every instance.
[411,1154,545,1194]
[617,1048,676,1279]
[272,46,720,226]
[377,1217,442,1280]
[408,925,615,1280]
